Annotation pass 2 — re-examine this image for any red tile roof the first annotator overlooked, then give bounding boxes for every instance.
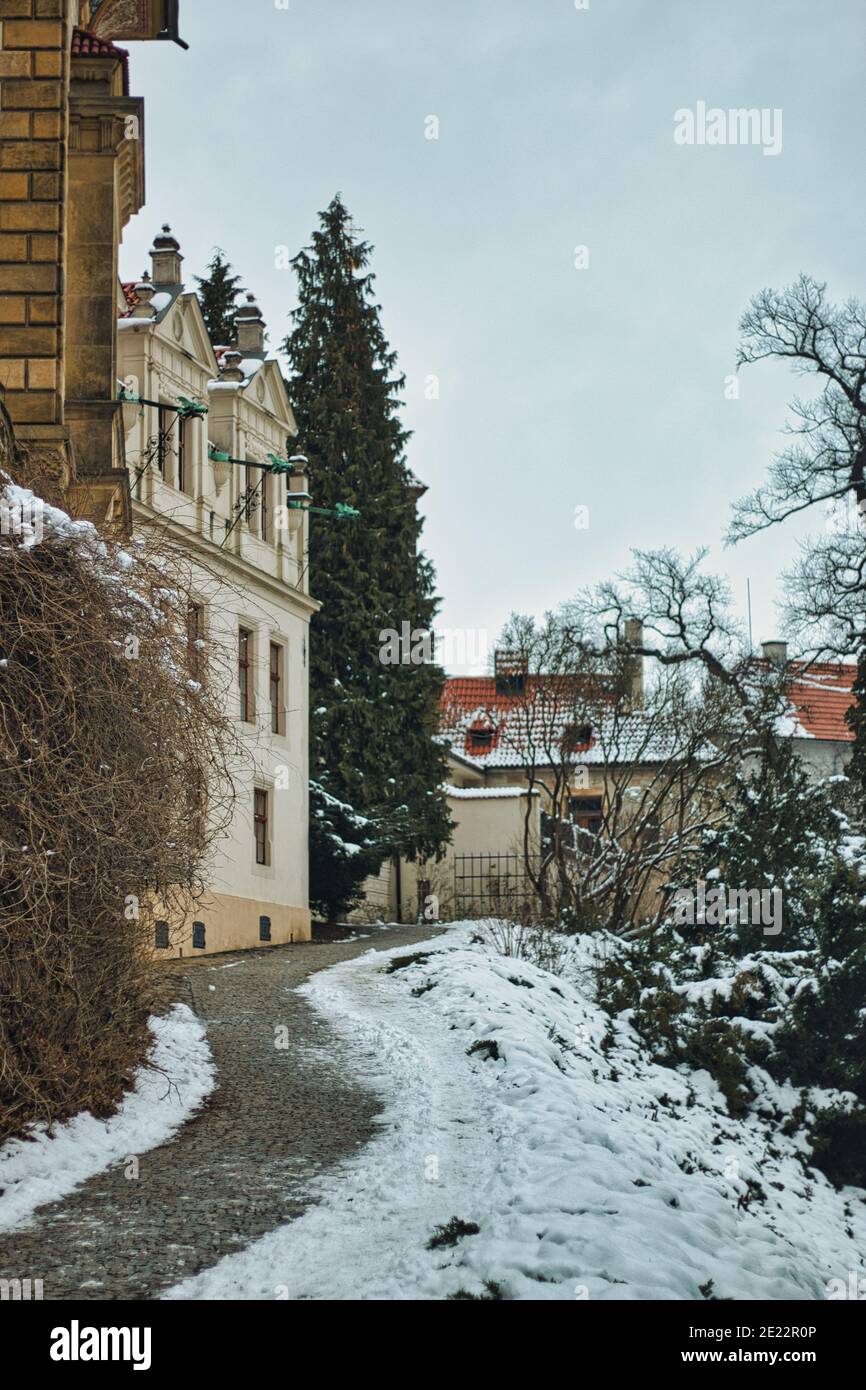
[120,281,139,315]
[71,29,130,93]
[786,663,856,742]
[441,663,858,765]
[442,677,622,768]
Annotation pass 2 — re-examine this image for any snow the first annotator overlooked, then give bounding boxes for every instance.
[0,480,92,550]
[165,926,866,1301]
[444,784,537,800]
[0,1004,214,1233]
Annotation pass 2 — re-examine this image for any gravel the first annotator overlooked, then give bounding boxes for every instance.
[0,924,444,1301]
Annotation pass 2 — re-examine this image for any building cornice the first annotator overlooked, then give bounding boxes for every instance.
[131,500,321,618]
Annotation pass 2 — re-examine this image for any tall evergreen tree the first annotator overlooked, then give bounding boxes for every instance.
[194,248,245,346]
[845,639,866,803]
[284,195,451,919]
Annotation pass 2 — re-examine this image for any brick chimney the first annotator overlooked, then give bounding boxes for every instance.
[150,224,183,287]
[494,649,528,696]
[234,294,266,356]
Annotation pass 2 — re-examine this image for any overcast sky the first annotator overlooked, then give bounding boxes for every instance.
[120,0,866,671]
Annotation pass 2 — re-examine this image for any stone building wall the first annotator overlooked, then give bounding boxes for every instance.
[0,0,71,486]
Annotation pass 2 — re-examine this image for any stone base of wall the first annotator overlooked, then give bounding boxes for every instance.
[155,891,311,959]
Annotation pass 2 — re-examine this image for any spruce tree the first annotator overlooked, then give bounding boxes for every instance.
[194,248,245,346]
[284,195,451,920]
[845,638,866,803]
[696,741,832,952]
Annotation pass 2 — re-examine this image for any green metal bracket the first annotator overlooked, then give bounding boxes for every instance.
[267,453,293,475]
[117,383,208,419]
[287,500,360,520]
[176,396,208,419]
[208,446,296,475]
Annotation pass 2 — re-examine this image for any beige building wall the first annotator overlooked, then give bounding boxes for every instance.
[353,783,541,923]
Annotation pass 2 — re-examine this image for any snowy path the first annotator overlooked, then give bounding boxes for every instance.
[168,932,517,1300]
[168,927,866,1302]
[0,925,443,1301]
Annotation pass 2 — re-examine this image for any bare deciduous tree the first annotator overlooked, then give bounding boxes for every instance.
[728,274,866,653]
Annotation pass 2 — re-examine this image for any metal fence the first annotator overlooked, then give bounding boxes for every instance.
[453,852,542,919]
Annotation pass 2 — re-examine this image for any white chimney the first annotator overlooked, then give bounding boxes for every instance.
[219,349,245,383]
[130,271,155,319]
[150,224,183,287]
[234,293,265,356]
[761,640,788,668]
[624,617,644,707]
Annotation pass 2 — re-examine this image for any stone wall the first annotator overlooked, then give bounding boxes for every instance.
[0,0,70,486]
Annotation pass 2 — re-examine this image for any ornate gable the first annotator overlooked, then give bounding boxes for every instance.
[89,0,186,45]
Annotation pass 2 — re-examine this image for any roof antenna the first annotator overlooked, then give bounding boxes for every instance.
[746,578,753,653]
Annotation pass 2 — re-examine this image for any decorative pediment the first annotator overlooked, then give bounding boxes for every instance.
[248,360,298,436]
[90,0,185,45]
[167,293,220,376]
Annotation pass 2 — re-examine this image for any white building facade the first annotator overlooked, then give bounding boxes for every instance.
[117,228,317,955]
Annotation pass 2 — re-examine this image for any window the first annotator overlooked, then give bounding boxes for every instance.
[259,915,272,942]
[562,722,594,753]
[467,719,495,753]
[261,470,270,541]
[243,464,260,526]
[157,404,172,474]
[254,788,270,866]
[177,416,190,494]
[154,921,169,950]
[568,795,604,837]
[269,642,284,735]
[190,770,207,852]
[192,921,206,950]
[238,627,254,722]
[187,601,204,680]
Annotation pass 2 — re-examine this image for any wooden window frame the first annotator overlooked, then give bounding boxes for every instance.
[568,794,604,837]
[562,722,594,755]
[238,626,254,723]
[261,469,270,541]
[187,601,204,681]
[177,414,192,495]
[157,403,173,475]
[269,641,284,735]
[254,787,270,867]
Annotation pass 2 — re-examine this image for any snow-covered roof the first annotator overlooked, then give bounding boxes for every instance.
[440,677,684,769]
[444,784,538,800]
[119,280,183,323]
[784,662,856,742]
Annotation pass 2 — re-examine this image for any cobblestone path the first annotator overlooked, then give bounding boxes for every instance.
[0,924,443,1300]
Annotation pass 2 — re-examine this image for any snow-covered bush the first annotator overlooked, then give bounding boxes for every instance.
[309,779,404,923]
[474,917,569,974]
[595,750,866,1184]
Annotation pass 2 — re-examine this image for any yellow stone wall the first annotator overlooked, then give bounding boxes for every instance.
[0,0,71,482]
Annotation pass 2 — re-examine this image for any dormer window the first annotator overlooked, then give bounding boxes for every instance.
[467,719,496,753]
[562,722,593,753]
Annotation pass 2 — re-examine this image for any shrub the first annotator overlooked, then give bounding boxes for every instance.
[0,482,237,1141]
[807,1106,866,1190]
